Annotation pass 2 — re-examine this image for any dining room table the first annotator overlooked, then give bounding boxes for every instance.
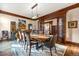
[30,34,50,42]
[30,34,53,50]
[30,34,48,49]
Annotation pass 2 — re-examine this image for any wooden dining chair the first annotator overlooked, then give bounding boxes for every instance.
[25,31,39,56]
[44,34,57,56]
[15,30,27,49]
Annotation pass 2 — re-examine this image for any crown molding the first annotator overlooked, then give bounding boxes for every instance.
[0,10,33,20]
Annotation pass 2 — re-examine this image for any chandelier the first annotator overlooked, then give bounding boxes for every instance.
[31,3,39,19]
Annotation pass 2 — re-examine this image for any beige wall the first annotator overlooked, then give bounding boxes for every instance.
[0,14,35,39]
[66,7,79,43]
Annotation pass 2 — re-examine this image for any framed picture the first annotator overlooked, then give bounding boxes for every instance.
[68,21,78,28]
[18,19,26,30]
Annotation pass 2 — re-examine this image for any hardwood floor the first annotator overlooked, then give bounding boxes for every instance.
[64,43,79,56]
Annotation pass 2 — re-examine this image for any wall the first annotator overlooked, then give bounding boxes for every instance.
[66,7,79,43]
[0,14,35,39]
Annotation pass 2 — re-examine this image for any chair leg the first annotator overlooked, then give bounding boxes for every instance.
[24,42,26,50]
[36,42,38,50]
[29,45,31,56]
[50,47,52,56]
[41,43,44,51]
[54,46,57,53]
[26,43,28,52]
[42,45,43,51]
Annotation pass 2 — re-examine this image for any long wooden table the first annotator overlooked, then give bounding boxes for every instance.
[30,34,50,49]
[31,34,49,42]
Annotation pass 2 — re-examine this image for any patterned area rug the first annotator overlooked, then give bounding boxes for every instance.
[0,41,14,56]
[0,41,67,56]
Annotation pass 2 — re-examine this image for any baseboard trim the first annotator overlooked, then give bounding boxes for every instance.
[66,41,79,46]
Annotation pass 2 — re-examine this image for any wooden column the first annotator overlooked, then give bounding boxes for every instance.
[63,14,66,44]
[57,18,59,43]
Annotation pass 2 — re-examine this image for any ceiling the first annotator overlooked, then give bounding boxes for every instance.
[0,3,75,19]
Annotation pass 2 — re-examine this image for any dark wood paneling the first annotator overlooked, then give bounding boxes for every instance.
[0,10,32,20]
[63,14,66,44]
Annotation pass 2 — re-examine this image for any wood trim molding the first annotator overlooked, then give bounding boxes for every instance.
[0,10,32,20]
[37,3,79,20]
[66,41,79,46]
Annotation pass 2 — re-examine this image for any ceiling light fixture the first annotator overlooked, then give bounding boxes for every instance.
[31,3,39,19]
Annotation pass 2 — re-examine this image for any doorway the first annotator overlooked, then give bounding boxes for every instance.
[10,21,16,40]
[44,21,52,35]
[57,17,65,43]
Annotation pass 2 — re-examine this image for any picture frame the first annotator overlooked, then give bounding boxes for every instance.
[18,19,26,30]
[68,21,77,28]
